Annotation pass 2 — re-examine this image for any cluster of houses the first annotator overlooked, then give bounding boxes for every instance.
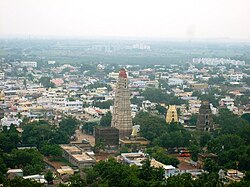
[0,58,249,184]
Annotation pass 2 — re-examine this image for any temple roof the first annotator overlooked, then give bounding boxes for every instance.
[119,68,127,78]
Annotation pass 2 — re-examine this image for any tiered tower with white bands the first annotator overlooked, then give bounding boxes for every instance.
[111,68,132,138]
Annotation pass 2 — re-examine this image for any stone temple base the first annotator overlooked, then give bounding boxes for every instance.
[118,129,132,139]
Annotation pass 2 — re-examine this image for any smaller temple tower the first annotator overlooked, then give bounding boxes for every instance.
[166,105,178,124]
[196,101,214,132]
[0,108,4,120]
[0,90,5,102]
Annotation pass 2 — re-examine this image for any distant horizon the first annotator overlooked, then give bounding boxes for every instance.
[1,34,250,43]
[1,0,250,41]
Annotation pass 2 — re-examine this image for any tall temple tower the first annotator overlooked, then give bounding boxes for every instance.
[111,68,132,138]
[0,90,4,120]
[196,101,214,132]
[166,105,178,124]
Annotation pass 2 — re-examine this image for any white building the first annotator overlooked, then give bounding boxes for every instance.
[150,159,177,178]
[23,174,47,184]
[64,100,83,110]
[0,72,5,80]
[219,96,236,111]
[229,74,244,82]
[48,60,56,65]
[121,152,177,178]
[108,72,119,79]
[20,61,37,68]
[142,100,156,110]
[131,104,138,112]
[192,58,245,66]
[0,117,22,130]
[168,78,184,86]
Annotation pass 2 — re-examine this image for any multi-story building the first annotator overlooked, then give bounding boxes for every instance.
[229,74,244,82]
[60,144,96,168]
[0,72,5,80]
[20,61,37,68]
[219,96,236,111]
[168,78,183,86]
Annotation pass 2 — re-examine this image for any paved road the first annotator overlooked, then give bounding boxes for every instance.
[71,129,95,146]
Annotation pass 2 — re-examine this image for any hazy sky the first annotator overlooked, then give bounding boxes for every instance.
[0,0,250,40]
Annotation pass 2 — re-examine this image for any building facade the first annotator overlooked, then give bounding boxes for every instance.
[166,105,178,124]
[60,144,95,169]
[95,126,119,147]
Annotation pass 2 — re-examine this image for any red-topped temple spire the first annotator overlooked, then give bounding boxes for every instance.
[119,68,127,78]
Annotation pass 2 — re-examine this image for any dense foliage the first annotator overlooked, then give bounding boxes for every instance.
[146,147,179,167]
[134,112,191,148]
[22,117,78,147]
[142,88,185,105]
[93,100,113,109]
[39,76,55,88]
[3,177,43,187]
[0,126,20,152]
[59,158,250,187]
[84,158,165,187]
[3,148,44,176]
[0,118,79,185]
[82,122,98,135]
[100,111,112,127]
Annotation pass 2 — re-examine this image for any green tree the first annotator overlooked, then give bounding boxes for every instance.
[39,76,55,88]
[214,109,249,136]
[203,158,219,173]
[189,144,201,162]
[100,111,112,127]
[3,149,44,176]
[146,147,179,167]
[40,144,62,156]
[208,134,245,154]
[200,132,211,147]
[69,174,86,187]
[22,121,55,147]
[134,112,167,141]
[82,122,97,135]
[155,124,191,149]
[0,162,7,175]
[139,159,164,182]
[45,170,54,184]
[3,177,43,187]
[59,117,78,137]
[241,113,250,123]
[166,173,194,187]
[155,104,167,115]
[142,88,184,105]
[189,114,197,125]
[0,125,20,152]
[208,76,225,85]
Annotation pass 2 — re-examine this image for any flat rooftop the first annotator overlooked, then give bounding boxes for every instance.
[60,144,81,154]
[72,153,95,162]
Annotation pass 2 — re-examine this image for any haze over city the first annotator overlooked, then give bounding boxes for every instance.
[1,0,250,40]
